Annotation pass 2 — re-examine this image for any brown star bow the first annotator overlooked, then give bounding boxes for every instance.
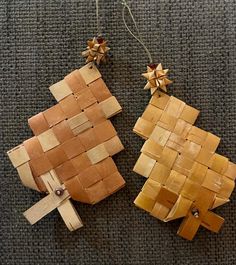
[142,63,172,94]
[82,37,110,65]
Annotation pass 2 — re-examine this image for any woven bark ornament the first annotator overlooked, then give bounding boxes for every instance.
[122,0,236,240]
[133,90,236,240]
[7,1,125,231]
[7,63,125,231]
[82,37,110,65]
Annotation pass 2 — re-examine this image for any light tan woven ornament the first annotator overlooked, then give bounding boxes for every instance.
[82,37,110,65]
[122,0,236,240]
[133,91,236,240]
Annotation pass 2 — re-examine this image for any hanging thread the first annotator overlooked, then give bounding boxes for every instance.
[121,0,153,63]
[96,0,102,36]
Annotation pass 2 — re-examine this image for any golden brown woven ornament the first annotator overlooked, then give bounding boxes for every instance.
[133,71,236,240]
[121,0,236,241]
[82,37,110,65]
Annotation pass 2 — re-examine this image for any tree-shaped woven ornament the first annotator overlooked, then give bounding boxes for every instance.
[7,63,125,231]
[133,87,236,240]
[121,1,236,240]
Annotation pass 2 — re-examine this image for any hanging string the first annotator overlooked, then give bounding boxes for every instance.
[121,0,153,63]
[96,0,102,36]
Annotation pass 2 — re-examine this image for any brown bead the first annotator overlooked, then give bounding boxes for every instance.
[55,188,64,196]
[148,63,157,70]
[97,37,104,44]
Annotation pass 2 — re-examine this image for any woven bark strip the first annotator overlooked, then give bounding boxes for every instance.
[133,91,236,240]
[7,62,125,231]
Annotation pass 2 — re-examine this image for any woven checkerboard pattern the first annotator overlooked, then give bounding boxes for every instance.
[7,63,125,205]
[133,91,236,240]
[1,0,236,263]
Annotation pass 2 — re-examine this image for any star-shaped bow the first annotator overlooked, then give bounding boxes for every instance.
[82,37,110,65]
[142,63,172,94]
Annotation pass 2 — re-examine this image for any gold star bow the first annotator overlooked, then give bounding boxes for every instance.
[82,37,110,65]
[142,63,172,94]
